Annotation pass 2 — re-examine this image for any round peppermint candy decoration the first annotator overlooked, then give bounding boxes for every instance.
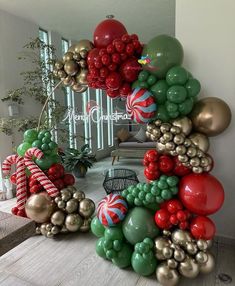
[126,87,157,123]
[97,194,128,226]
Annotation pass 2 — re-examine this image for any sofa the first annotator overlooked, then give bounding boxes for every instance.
[111,129,156,165]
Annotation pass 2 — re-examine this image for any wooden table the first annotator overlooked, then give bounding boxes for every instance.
[0,160,235,286]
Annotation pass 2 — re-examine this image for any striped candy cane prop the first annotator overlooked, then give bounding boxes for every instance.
[2,154,27,210]
[24,147,59,197]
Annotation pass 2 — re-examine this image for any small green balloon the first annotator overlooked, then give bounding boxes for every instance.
[150,80,168,104]
[157,180,168,190]
[168,111,180,119]
[126,194,135,204]
[122,207,159,245]
[96,237,107,259]
[178,98,194,115]
[106,249,117,260]
[35,156,53,170]
[134,198,142,206]
[51,154,61,164]
[17,142,31,157]
[132,80,140,89]
[104,227,124,241]
[166,176,179,187]
[167,85,187,103]
[131,251,157,276]
[185,78,201,97]
[38,130,47,140]
[145,193,154,203]
[41,143,49,151]
[139,81,149,89]
[49,141,58,150]
[91,217,105,238]
[147,74,157,86]
[138,70,149,82]
[166,101,178,113]
[112,244,132,268]
[156,105,170,122]
[44,131,52,138]
[166,66,189,86]
[32,140,42,148]
[161,189,172,200]
[103,239,113,251]
[42,137,51,144]
[113,240,122,252]
[24,129,38,143]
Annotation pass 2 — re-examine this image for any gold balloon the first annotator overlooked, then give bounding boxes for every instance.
[68,44,76,53]
[154,237,171,260]
[65,214,83,232]
[73,190,85,201]
[25,192,54,223]
[173,134,185,145]
[179,256,200,278]
[196,251,208,264]
[40,223,47,235]
[51,210,65,226]
[63,76,73,86]
[156,142,166,153]
[189,132,210,152]
[57,70,67,79]
[79,198,95,218]
[65,198,79,213]
[72,84,87,93]
[79,59,87,69]
[186,242,198,255]
[170,126,181,135]
[73,52,81,61]
[156,263,180,286]
[51,225,60,235]
[200,253,215,274]
[190,97,232,137]
[162,247,173,259]
[74,39,94,53]
[80,49,88,59]
[173,249,185,262]
[63,52,74,62]
[80,218,91,232]
[54,60,64,70]
[172,117,192,136]
[167,259,178,269]
[172,230,192,247]
[76,69,88,86]
[64,60,79,76]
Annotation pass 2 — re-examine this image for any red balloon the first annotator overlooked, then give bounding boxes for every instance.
[145,150,159,162]
[179,173,224,215]
[105,72,122,90]
[120,57,142,82]
[173,156,191,176]
[63,174,75,186]
[87,48,100,64]
[107,89,119,98]
[158,155,174,173]
[10,172,17,184]
[119,83,131,96]
[94,19,127,48]
[190,216,216,240]
[144,167,160,181]
[155,209,171,229]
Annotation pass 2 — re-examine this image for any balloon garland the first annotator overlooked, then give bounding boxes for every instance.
[89,18,231,286]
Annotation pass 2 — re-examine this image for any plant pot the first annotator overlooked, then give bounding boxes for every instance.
[73,163,88,178]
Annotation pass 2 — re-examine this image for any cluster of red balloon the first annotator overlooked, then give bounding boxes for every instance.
[87,19,143,98]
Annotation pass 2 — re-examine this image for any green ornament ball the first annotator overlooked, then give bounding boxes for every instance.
[131,251,157,276]
[166,66,189,86]
[96,237,107,259]
[42,137,51,144]
[91,217,105,238]
[178,98,194,115]
[17,142,31,157]
[44,131,52,138]
[122,207,159,245]
[112,244,132,268]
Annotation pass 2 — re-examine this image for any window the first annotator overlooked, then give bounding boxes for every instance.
[61,38,77,148]
[96,89,104,150]
[82,89,92,149]
[107,95,114,146]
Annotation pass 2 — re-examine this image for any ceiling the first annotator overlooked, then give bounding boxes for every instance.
[0,0,175,43]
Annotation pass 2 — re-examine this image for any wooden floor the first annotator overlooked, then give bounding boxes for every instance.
[0,158,235,286]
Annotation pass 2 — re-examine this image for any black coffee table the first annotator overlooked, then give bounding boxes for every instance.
[103,168,139,195]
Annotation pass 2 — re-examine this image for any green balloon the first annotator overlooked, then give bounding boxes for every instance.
[51,154,61,164]
[167,86,187,103]
[17,142,31,157]
[42,137,51,144]
[131,251,157,276]
[142,35,184,78]
[132,80,140,89]
[112,244,132,268]
[139,81,149,89]
[38,130,47,140]
[24,129,38,143]
[49,141,58,150]
[161,189,172,200]
[156,105,170,122]
[147,74,157,86]
[104,227,124,241]
[32,140,42,148]
[96,237,107,259]
[41,143,49,151]
[35,156,53,170]
[166,66,189,86]
[166,101,178,113]
[150,80,168,104]
[44,131,52,138]
[168,111,180,119]
[178,98,194,115]
[122,207,159,245]
[138,70,149,82]
[185,78,201,97]
[91,217,105,238]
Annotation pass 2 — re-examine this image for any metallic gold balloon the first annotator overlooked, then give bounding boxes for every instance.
[206,240,213,249]
[192,166,203,173]
[79,59,87,69]
[178,155,188,163]
[54,60,64,70]
[179,256,200,278]
[176,145,186,155]
[186,242,198,255]
[73,190,85,201]
[58,200,66,209]
[63,52,74,62]
[64,60,79,76]
[170,126,181,135]
[25,192,55,223]
[80,218,91,232]
[156,142,166,153]
[199,253,215,274]
[155,237,171,260]
[72,84,87,93]
[74,39,94,53]
[167,259,178,269]
[57,70,67,79]
[73,52,81,61]
[165,142,175,151]
[156,263,180,286]
[163,247,173,259]
[65,198,79,213]
[160,123,171,133]
[190,97,232,137]
[51,225,60,235]
[63,76,73,86]
[65,214,83,232]
[172,230,192,247]
[196,251,208,264]
[189,133,210,152]
[173,249,185,262]
[67,186,77,193]
[153,128,161,137]
[173,134,185,145]
[79,198,95,218]
[80,49,88,59]
[40,223,47,235]
[51,210,65,226]
[190,157,200,167]
[172,117,192,136]
[76,69,88,86]
[186,146,197,157]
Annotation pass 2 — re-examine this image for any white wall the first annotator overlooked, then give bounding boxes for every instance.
[176,0,235,239]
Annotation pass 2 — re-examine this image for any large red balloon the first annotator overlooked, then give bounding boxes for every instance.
[190,216,216,240]
[179,173,224,215]
[93,19,127,48]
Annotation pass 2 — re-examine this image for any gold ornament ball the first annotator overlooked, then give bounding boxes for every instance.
[187,146,197,158]
[186,242,198,255]
[190,97,232,137]
[156,263,180,286]
[51,225,60,235]
[179,256,200,278]
[65,198,79,214]
[61,188,72,200]
[65,214,83,232]
[79,198,95,218]
[54,60,64,70]
[63,52,74,62]
[25,192,54,223]
[73,190,85,201]
[154,237,171,260]
[189,132,210,153]
[64,60,79,76]
[156,142,166,153]
[196,251,208,264]
[172,229,192,247]
[172,117,192,136]
[74,39,94,53]
[173,134,185,145]
[200,253,215,274]
[51,210,65,226]
[58,200,66,209]
[80,218,91,232]
[170,126,181,135]
[167,259,178,269]
[174,249,185,262]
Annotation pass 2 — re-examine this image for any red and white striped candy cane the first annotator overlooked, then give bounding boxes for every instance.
[2,154,27,210]
[24,147,59,197]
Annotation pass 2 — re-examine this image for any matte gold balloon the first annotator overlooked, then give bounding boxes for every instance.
[79,198,95,218]
[189,132,210,152]
[64,60,79,76]
[80,218,91,232]
[200,253,215,274]
[190,97,232,136]
[54,60,64,70]
[74,39,94,53]
[25,192,54,223]
[156,263,180,286]
[65,214,83,232]
[172,117,192,136]
[65,198,79,213]
[63,52,74,62]
[51,210,65,226]
[179,256,200,278]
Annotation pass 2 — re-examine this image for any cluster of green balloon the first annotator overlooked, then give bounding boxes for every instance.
[17,129,60,170]
[133,66,201,122]
[132,238,157,276]
[122,175,179,211]
[92,218,133,268]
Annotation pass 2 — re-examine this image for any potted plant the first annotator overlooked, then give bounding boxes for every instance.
[60,144,96,178]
